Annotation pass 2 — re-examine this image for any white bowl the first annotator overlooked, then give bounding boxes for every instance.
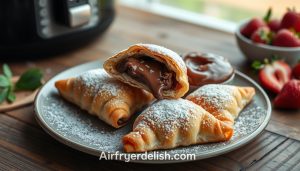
[235,20,300,66]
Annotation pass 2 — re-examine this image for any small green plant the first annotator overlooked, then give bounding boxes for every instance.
[0,64,43,103]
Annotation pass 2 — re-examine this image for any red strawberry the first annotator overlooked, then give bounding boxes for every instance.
[268,19,281,32]
[241,18,266,38]
[272,29,300,47]
[264,8,281,32]
[259,60,292,94]
[292,63,300,79]
[251,26,271,44]
[280,8,300,32]
[274,79,300,109]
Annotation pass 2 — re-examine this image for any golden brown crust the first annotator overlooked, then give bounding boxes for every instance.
[186,84,255,126]
[103,44,189,99]
[122,99,233,152]
[55,69,153,128]
[122,85,255,152]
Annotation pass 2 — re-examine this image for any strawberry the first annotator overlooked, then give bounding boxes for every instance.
[268,19,281,32]
[272,29,300,47]
[292,63,300,79]
[259,60,292,94]
[264,8,281,32]
[280,8,300,32]
[274,79,300,109]
[251,26,271,44]
[241,18,266,38]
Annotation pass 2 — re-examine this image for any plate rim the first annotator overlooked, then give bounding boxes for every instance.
[34,60,272,164]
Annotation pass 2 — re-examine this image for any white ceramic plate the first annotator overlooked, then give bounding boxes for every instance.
[34,60,271,163]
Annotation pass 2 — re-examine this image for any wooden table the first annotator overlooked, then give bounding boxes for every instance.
[1,5,300,171]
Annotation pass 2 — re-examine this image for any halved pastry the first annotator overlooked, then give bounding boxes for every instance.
[186,84,255,126]
[103,44,189,99]
[122,99,233,152]
[55,69,153,128]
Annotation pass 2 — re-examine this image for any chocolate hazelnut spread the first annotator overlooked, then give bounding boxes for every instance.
[117,56,175,99]
[117,118,126,125]
[183,52,234,87]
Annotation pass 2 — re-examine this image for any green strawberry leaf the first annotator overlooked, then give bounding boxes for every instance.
[3,64,12,79]
[0,88,9,103]
[268,31,275,44]
[251,60,264,70]
[296,32,300,39]
[0,75,10,87]
[259,29,272,44]
[263,7,272,22]
[271,55,281,62]
[15,68,43,91]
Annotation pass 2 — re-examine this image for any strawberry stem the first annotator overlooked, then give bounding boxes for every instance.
[264,58,270,64]
[296,32,300,39]
[264,7,272,22]
[259,28,272,44]
[271,55,281,62]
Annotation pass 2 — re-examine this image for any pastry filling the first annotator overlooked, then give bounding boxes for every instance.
[117,118,126,125]
[117,56,176,99]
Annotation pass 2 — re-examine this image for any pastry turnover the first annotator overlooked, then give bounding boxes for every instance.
[122,99,234,152]
[55,69,153,128]
[186,84,255,126]
[103,44,189,99]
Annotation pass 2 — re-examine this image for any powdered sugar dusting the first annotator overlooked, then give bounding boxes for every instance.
[165,103,266,155]
[135,99,198,137]
[188,84,235,111]
[38,69,269,159]
[41,92,266,155]
[233,106,264,136]
[42,95,126,151]
[137,44,187,72]
[77,69,126,97]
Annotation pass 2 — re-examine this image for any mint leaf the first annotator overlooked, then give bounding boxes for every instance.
[0,88,9,103]
[0,75,10,87]
[3,64,12,79]
[15,68,43,91]
[7,88,16,103]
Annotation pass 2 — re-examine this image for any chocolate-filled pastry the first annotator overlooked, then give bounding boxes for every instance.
[104,44,189,99]
[186,84,255,126]
[55,69,153,128]
[183,52,234,87]
[122,99,233,152]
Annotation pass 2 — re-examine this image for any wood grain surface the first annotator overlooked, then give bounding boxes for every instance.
[1,4,300,171]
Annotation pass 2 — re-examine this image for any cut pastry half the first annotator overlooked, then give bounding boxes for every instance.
[103,44,189,99]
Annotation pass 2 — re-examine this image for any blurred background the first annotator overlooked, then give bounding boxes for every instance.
[120,0,298,32]
[1,0,299,57]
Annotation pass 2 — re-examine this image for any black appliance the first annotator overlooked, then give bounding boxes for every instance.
[0,0,114,58]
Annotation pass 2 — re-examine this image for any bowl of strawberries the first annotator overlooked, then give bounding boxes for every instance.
[235,8,300,66]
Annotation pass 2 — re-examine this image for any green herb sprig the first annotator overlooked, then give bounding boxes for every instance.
[0,64,43,104]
